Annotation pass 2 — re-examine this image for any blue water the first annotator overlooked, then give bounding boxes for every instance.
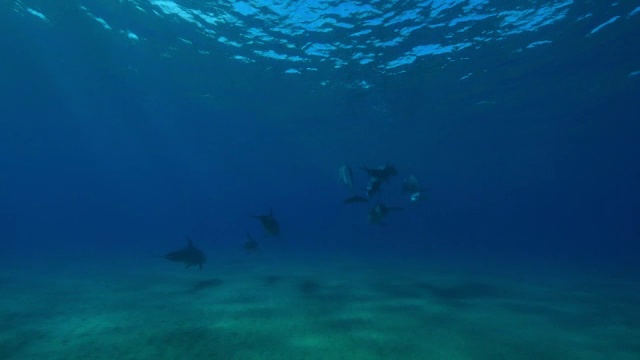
[1,1,640,358]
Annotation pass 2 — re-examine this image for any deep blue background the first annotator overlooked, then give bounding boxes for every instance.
[1,2,639,275]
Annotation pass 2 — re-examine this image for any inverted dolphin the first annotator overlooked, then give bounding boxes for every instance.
[402,175,421,193]
[402,175,429,203]
[338,165,354,189]
[366,177,382,198]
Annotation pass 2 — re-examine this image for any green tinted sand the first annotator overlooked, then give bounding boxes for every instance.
[1,255,638,359]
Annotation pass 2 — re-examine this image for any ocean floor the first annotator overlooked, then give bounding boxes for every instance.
[1,253,639,360]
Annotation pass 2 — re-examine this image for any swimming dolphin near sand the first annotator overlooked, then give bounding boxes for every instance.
[250,209,280,237]
[368,202,403,225]
[164,238,206,270]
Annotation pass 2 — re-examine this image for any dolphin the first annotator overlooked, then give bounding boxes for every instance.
[410,191,427,203]
[343,194,369,205]
[243,231,259,252]
[363,163,398,183]
[338,165,354,189]
[164,238,206,270]
[403,175,429,203]
[250,209,280,237]
[402,175,421,193]
[366,177,382,198]
[368,202,403,225]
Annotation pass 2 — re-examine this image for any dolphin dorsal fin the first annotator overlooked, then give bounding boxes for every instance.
[186,237,193,247]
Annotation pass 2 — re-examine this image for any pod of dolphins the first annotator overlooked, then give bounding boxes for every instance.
[339,163,427,225]
[162,163,427,270]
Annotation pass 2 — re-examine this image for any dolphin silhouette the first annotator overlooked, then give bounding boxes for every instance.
[243,231,259,252]
[250,209,280,237]
[368,202,403,226]
[164,238,206,270]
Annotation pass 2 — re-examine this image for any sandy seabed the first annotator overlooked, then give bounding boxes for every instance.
[1,252,639,360]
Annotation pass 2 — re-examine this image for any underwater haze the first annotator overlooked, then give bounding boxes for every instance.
[1,0,640,359]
